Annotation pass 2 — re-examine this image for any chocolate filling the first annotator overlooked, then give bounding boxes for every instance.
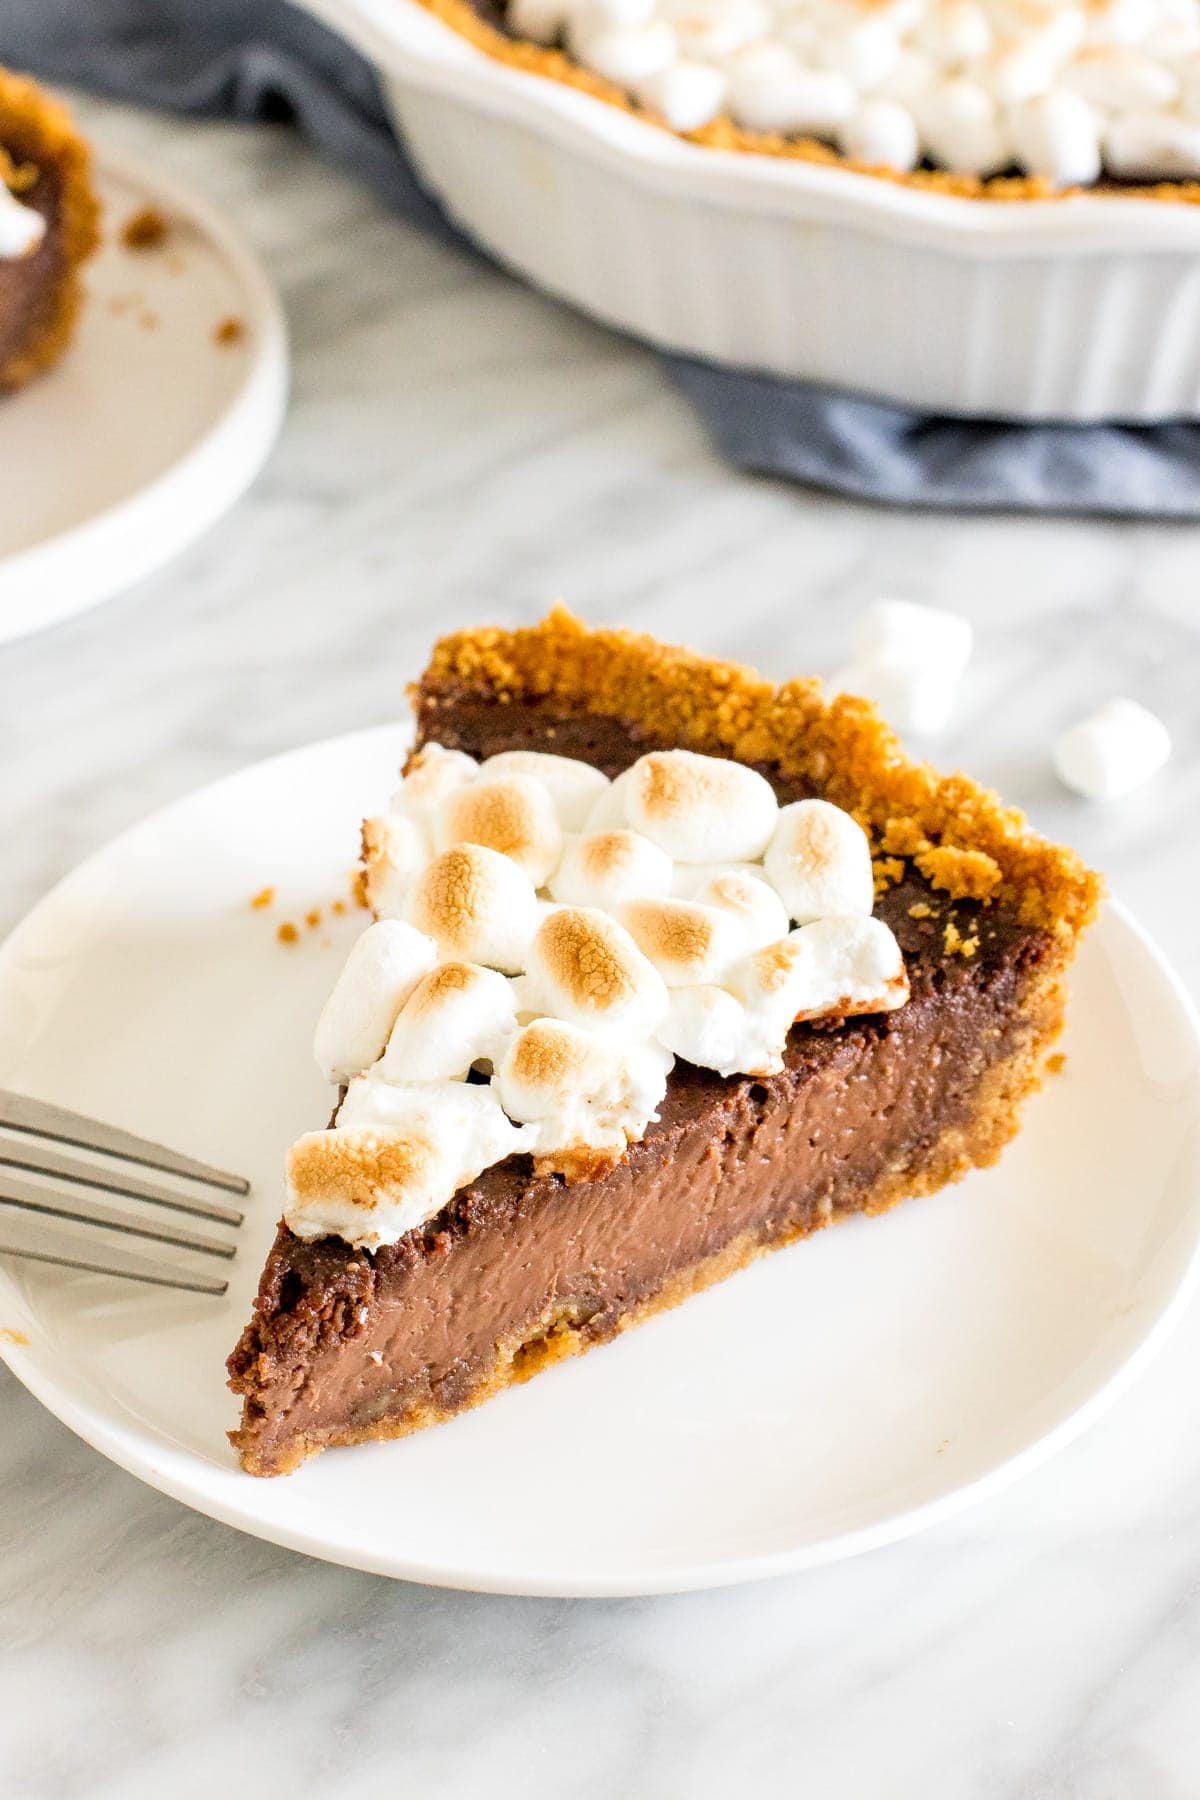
[228,700,1052,1475]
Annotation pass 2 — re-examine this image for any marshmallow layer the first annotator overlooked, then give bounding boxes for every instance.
[501,0,1200,185]
[290,739,910,1248]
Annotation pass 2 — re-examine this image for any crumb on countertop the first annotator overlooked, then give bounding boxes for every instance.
[352,868,370,910]
[332,898,347,916]
[1046,1053,1067,1075]
[305,908,322,930]
[214,314,245,346]
[250,886,275,910]
[0,1327,29,1345]
[277,921,299,945]
[122,206,168,250]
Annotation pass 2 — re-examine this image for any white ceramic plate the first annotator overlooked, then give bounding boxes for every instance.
[1,726,1198,1597]
[0,149,287,645]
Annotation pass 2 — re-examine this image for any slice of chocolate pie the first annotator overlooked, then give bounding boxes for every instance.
[0,70,99,391]
[228,610,1101,1477]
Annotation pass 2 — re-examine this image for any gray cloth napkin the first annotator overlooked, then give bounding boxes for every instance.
[9,0,1200,516]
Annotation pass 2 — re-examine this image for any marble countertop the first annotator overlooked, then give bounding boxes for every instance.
[4,95,1200,1800]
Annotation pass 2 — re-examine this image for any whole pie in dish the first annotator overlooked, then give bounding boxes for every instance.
[419,0,1200,197]
[0,70,98,391]
[228,609,1101,1476]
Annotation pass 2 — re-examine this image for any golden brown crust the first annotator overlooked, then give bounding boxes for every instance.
[423,606,1103,941]
[237,960,1065,1476]
[416,0,1200,205]
[0,69,100,389]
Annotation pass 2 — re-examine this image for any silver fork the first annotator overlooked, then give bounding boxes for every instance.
[0,1089,248,1296]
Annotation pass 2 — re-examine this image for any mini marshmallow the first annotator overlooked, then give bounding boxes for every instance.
[727,42,857,133]
[831,598,973,737]
[1104,111,1200,178]
[434,773,563,886]
[287,1079,526,1247]
[508,0,571,38]
[548,828,675,910]
[656,983,779,1077]
[362,810,431,918]
[914,1,992,63]
[395,744,479,822]
[619,895,745,986]
[1064,46,1178,113]
[837,96,920,167]
[1052,696,1171,800]
[495,1018,670,1168]
[583,764,638,833]
[1007,89,1102,186]
[818,16,901,89]
[688,866,791,952]
[763,799,874,924]
[406,844,540,973]
[518,905,671,1039]
[573,0,658,27]
[915,77,1010,176]
[639,58,730,127]
[479,750,611,832]
[312,919,439,1085]
[667,0,771,58]
[375,961,518,1083]
[729,913,907,1029]
[623,748,779,863]
[574,18,678,82]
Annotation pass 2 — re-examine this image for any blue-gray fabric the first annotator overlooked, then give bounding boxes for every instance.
[9,0,1200,516]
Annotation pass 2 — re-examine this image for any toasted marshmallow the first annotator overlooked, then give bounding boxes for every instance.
[519,905,670,1038]
[479,750,611,832]
[582,765,637,832]
[287,1080,526,1248]
[406,844,540,973]
[623,748,779,862]
[362,810,431,918]
[1052,696,1170,800]
[395,744,479,821]
[495,1018,670,1170]
[689,866,791,951]
[763,799,874,924]
[433,773,563,887]
[0,185,46,260]
[667,0,772,59]
[656,983,778,1077]
[619,895,745,986]
[549,828,674,910]
[312,920,440,1085]
[730,913,907,1029]
[639,58,730,127]
[508,0,571,39]
[1064,45,1177,112]
[375,961,518,1082]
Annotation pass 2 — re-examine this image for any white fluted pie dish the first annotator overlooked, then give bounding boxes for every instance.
[300,0,1200,421]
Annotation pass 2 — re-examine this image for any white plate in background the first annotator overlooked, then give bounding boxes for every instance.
[0,726,1198,1596]
[0,149,287,645]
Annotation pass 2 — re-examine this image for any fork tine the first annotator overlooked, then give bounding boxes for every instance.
[0,1240,229,1295]
[0,1177,238,1259]
[0,1090,249,1194]
[0,1139,245,1227]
